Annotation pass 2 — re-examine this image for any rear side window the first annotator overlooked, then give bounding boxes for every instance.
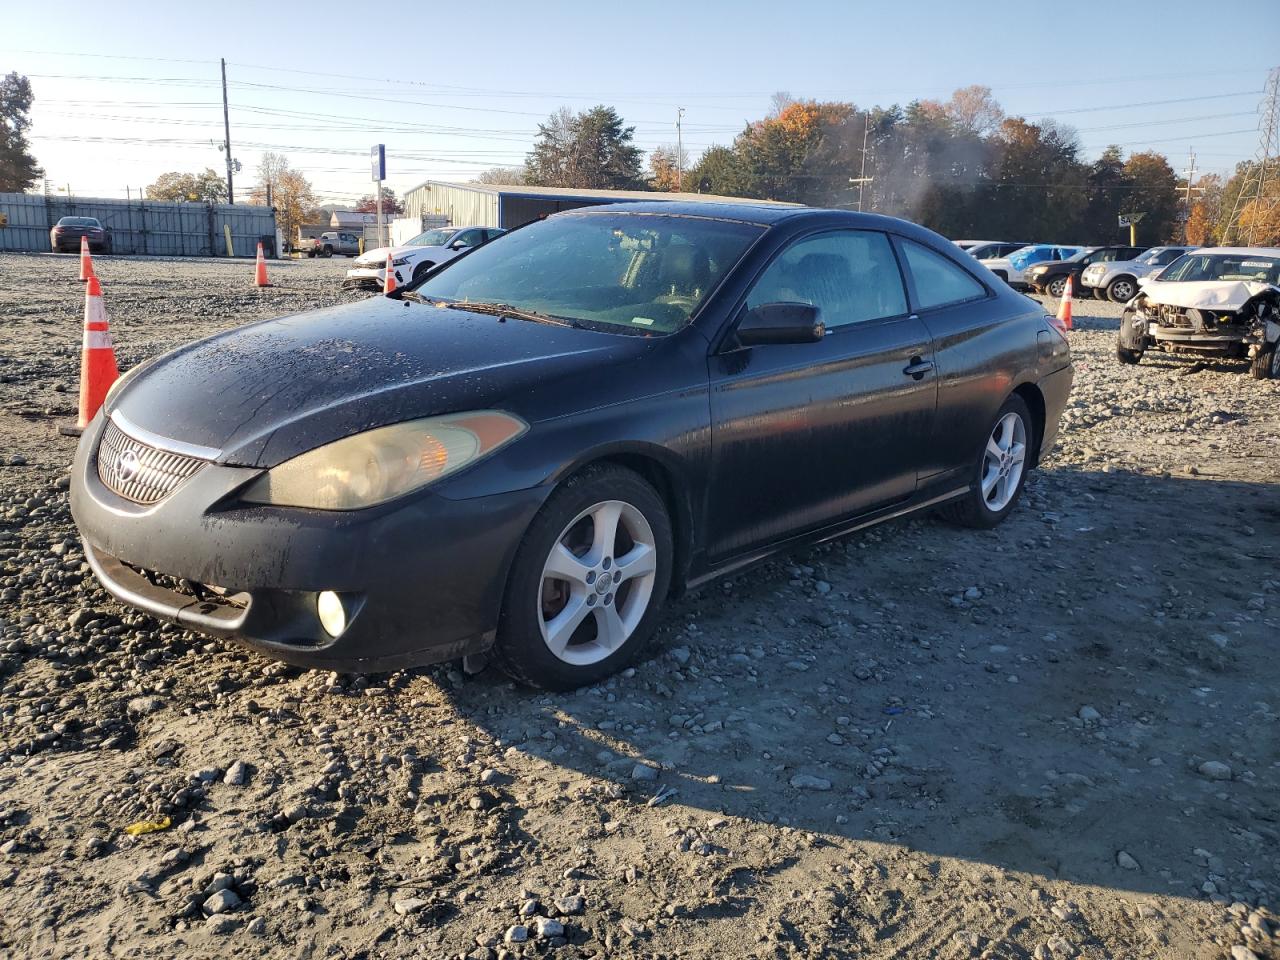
[901,239,986,310]
[746,230,908,329]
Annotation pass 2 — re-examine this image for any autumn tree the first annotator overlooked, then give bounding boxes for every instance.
[1234,181,1280,246]
[249,152,315,240]
[733,99,856,202]
[945,85,1005,136]
[525,105,644,190]
[355,186,403,215]
[648,145,686,192]
[0,71,40,192]
[145,168,228,203]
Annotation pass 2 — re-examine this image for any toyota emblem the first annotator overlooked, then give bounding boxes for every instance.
[115,448,141,483]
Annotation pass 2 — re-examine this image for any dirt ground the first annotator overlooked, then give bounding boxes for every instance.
[0,252,1277,960]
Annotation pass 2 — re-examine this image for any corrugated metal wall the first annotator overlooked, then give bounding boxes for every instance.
[0,193,277,257]
[403,183,499,228]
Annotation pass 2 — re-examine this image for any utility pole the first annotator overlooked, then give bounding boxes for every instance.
[221,58,234,204]
[849,111,874,212]
[676,107,685,192]
[1181,147,1198,243]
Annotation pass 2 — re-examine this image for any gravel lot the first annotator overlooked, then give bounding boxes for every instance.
[1,252,1278,960]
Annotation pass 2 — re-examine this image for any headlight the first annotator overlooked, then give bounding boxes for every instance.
[241,411,527,510]
[1030,266,1047,275]
[391,256,411,266]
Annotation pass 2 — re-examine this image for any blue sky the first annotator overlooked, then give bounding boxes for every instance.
[5,0,1277,205]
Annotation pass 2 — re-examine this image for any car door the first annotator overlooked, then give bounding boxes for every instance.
[705,229,937,559]
[892,236,1016,481]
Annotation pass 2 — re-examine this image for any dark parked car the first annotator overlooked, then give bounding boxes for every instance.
[71,203,1073,690]
[1025,245,1147,297]
[50,216,112,254]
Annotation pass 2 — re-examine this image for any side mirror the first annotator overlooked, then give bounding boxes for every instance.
[735,302,824,346]
[449,239,469,250]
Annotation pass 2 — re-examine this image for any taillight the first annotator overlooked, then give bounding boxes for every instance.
[1045,314,1069,339]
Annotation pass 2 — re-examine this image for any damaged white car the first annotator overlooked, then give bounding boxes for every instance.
[1117,247,1280,380]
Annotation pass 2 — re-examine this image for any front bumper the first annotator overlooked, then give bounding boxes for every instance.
[70,412,549,672]
[343,265,400,290]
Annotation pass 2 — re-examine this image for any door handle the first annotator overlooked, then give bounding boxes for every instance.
[903,356,935,380]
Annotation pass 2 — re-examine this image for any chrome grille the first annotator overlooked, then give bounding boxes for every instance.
[96,419,208,505]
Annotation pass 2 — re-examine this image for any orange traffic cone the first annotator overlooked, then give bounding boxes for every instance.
[254,241,271,287]
[74,276,119,431]
[383,253,397,296]
[1056,275,1074,331]
[79,235,95,282]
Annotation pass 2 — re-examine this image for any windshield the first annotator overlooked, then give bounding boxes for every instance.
[1156,253,1280,284]
[413,212,765,334]
[58,217,99,227]
[1066,248,1098,263]
[1137,248,1168,265]
[408,228,458,247]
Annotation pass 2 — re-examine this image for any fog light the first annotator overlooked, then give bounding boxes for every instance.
[316,591,347,638]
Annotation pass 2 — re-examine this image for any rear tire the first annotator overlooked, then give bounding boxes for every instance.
[493,464,673,691]
[321,246,333,258]
[940,394,1034,530]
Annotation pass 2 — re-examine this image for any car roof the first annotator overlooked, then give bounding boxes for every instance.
[1182,246,1280,257]
[554,201,970,246]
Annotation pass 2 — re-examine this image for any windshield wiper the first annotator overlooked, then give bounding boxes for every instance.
[445,301,577,327]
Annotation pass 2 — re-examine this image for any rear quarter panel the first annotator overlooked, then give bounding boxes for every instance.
[916,293,1047,480]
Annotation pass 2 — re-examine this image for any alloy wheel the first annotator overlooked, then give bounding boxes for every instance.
[1047,278,1066,297]
[1110,279,1134,301]
[538,500,657,665]
[981,412,1027,512]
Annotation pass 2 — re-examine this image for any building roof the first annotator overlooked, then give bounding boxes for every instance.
[405,179,797,208]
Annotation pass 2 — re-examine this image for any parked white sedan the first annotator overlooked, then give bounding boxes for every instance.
[344,226,505,290]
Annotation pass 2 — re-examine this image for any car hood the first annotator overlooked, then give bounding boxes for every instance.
[109,297,642,467]
[1139,279,1280,311]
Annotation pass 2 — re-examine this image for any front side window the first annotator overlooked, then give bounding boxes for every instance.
[745,230,907,329]
[414,212,764,335]
[901,239,987,309]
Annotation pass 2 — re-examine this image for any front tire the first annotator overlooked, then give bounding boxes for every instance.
[1046,276,1067,298]
[494,465,673,690]
[411,261,435,283]
[1251,346,1279,380]
[941,395,1034,530]
[1107,276,1137,303]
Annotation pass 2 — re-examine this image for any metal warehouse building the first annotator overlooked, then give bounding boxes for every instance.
[402,181,788,230]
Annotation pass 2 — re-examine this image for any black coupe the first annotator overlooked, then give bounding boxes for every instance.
[72,202,1073,689]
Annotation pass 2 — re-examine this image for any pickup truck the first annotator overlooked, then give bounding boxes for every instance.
[296,231,361,258]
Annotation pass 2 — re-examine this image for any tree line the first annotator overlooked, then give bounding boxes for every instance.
[3,67,1275,246]
[491,88,1278,247]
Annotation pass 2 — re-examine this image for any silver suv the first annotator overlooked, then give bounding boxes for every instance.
[1081,246,1196,303]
